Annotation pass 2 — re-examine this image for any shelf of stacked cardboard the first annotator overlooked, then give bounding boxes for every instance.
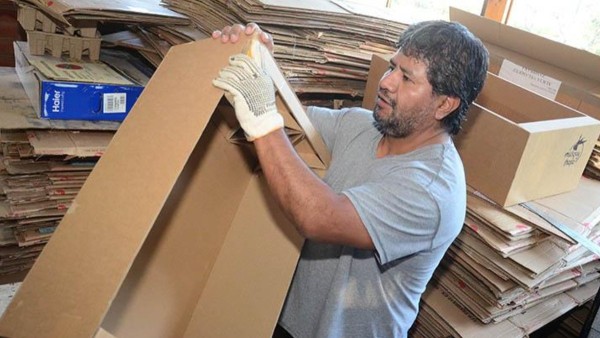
[0,0,196,286]
[585,140,600,180]
[410,177,600,337]
[0,66,118,280]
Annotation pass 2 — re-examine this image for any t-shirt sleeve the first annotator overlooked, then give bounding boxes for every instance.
[342,178,441,265]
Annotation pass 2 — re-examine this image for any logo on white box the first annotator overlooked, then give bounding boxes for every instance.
[564,135,586,166]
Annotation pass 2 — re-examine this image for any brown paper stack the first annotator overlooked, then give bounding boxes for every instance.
[585,140,600,180]
[162,0,407,104]
[410,177,600,337]
[0,130,114,275]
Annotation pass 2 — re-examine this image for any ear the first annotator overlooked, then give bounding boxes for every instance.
[434,96,460,120]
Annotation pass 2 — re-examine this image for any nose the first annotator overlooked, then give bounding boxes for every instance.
[379,69,398,94]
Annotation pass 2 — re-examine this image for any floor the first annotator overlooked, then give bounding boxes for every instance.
[0,282,20,316]
[0,281,599,337]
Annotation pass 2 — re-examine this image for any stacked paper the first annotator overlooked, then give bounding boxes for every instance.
[411,177,600,337]
[0,130,113,274]
[102,25,207,67]
[13,0,190,27]
[162,0,407,102]
[586,139,600,180]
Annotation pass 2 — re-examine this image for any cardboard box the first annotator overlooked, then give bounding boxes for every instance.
[450,7,600,121]
[0,35,330,338]
[13,41,146,121]
[455,73,600,206]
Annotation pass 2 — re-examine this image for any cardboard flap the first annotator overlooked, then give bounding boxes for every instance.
[254,38,331,168]
[449,7,600,85]
[520,116,600,133]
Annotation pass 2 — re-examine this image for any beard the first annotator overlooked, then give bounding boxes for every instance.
[373,100,424,139]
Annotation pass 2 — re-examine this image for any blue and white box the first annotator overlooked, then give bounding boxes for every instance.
[13,41,149,122]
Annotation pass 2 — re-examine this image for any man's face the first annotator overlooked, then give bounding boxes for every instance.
[373,52,441,138]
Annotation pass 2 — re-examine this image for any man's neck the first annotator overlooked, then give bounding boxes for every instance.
[376,128,450,158]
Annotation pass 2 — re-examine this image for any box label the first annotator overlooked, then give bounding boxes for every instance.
[103,93,127,113]
[499,59,562,100]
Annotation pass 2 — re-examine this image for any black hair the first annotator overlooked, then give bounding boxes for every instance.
[396,21,489,135]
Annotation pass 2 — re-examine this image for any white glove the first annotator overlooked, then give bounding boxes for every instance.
[213,53,284,141]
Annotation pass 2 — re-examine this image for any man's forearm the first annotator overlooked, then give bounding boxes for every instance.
[253,129,374,249]
[253,129,333,238]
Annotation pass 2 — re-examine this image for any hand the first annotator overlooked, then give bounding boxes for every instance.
[212,54,284,141]
[212,23,274,53]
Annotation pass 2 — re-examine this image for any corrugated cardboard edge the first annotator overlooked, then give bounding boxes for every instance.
[449,7,600,81]
[0,35,322,338]
[449,7,600,121]
[257,38,331,168]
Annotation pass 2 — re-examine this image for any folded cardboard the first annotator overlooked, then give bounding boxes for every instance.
[0,35,330,338]
[26,30,102,61]
[450,7,600,121]
[17,5,98,38]
[14,41,147,121]
[455,73,600,206]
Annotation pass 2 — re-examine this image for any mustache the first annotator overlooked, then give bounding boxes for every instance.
[377,89,395,108]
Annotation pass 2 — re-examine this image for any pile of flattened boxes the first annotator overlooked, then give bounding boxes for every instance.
[16,6,100,60]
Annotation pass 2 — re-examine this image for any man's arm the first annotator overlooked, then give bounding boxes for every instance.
[211,27,374,250]
[255,129,374,250]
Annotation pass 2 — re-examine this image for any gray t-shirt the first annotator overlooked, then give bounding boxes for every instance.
[279,106,466,338]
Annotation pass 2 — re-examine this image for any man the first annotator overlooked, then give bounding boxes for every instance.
[212,20,488,338]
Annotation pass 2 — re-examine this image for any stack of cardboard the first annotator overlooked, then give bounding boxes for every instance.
[162,0,407,103]
[13,0,190,26]
[0,66,118,279]
[410,177,600,337]
[15,0,197,61]
[411,279,599,338]
[0,130,113,270]
[586,140,600,179]
[101,25,207,67]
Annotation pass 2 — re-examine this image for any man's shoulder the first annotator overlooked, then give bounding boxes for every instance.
[307,106,375,135]
[307,106,372,117]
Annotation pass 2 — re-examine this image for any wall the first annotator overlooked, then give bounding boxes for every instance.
[0,0,24,67]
